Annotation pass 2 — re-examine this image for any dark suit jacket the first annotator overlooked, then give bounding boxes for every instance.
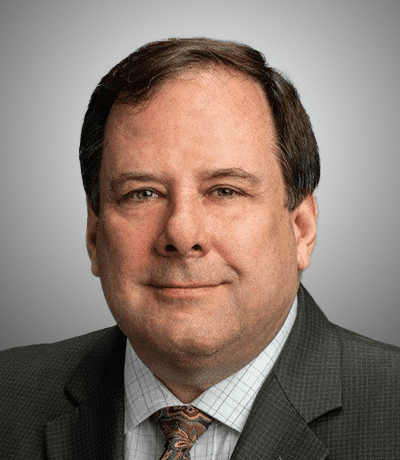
[1,285,399,459]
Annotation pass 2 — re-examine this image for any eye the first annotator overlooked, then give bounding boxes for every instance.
[125,188,160,201]
[212,187,238,197]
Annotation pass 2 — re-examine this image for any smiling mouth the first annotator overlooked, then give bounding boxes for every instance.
[150,284,221,289]
[149,283,225,298]
[151,283,220,289]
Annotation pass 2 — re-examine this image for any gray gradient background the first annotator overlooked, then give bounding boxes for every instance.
[1,0,399,350]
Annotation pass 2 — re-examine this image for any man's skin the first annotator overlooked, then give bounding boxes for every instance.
[86,68,317,403]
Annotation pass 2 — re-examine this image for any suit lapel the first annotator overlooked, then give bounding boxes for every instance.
[231,285,342,460]
[230,374,329,460]
[44,327,126,460]
[43,285,341,460]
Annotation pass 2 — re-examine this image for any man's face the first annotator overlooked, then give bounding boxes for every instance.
[87,70,316,373]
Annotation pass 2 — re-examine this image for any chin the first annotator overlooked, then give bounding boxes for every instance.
[161,326,239,361]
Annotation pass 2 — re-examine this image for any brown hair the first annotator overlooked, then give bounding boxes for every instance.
[79,37,320,215]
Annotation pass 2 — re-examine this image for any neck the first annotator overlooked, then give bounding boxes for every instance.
[131,333,275,403]
[156,379,205,404]
[128,295,295,403]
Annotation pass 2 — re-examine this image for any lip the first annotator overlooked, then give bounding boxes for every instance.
[149,283,223,299]
[150,284,220,289]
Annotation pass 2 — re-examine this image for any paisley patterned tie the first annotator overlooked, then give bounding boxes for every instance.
[151,405,214,459]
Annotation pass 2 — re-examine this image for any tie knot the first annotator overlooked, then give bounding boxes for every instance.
[152,406,213,459]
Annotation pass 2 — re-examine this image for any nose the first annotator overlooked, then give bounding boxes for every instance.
[155,196,211,258]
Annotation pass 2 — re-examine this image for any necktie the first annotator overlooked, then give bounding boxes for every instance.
[151,405,214,459]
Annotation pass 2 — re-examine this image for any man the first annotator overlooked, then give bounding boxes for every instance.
[1,38,399,459]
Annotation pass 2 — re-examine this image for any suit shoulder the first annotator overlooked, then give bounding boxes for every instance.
[333,322,400,361]
[0,327,122,388]
[0,327,124,433]
[300,285,400,398]
[0,327,125,457]
[330,322,400,396]
[301,285,400,366]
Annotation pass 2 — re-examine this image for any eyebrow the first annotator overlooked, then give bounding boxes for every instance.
[109,173,162,193]
[199,168,262,187]
[108,167,262,193]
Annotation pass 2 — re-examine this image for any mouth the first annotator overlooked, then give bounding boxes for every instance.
[150,284,221,289]
[148,283,224,300]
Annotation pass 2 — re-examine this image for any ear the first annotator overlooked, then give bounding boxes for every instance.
[86,201,100,277]
[293,194,318,272]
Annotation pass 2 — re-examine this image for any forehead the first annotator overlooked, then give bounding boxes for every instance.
[102,69,279,180]
[106,69,274,134]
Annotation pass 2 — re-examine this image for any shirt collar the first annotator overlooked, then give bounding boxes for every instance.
[124,296,297,434]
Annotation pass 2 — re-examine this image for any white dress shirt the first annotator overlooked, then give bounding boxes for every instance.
[124,297,297,460]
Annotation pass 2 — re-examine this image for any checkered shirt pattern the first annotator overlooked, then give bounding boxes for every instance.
[124,297,297,459]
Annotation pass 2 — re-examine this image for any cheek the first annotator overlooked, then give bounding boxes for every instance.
[214,209,291,264]
[258,215,298,279]
[221,210,298,295]
[96,215,157,274]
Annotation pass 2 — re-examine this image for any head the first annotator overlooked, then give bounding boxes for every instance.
[80,38,319,396]
[80,38,319,217]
